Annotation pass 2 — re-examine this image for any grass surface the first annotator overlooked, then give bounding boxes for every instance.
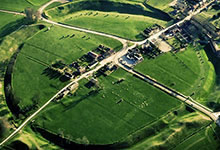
[147,0,174,13]
[26,0,50,6]
[0,0,51,12]
[0,0,33,12]
[0,25,41,140]
[46,0,170,40]
[129,111,212,149]
[61,10,167,41]
[0,12,24,34]
[34,68,180,144]
[12,25,122,111]
[174,123,219,150]
[135,45,215,104]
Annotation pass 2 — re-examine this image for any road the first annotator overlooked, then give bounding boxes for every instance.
[0,9,25,16]
[0,0,218,147]
[118,64,218,121]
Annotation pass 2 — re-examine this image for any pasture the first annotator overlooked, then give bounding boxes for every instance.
[46,0,171,40]
[0,0,33,12]
[146,0,174,13]
[135,45,215,103]
[174,123,219,150]
[12,25,122,113]
[0,12,25,38]
[34,68,181,145]
[0,0,51,12]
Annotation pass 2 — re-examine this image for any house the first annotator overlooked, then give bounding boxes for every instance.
[64,72,72,79]
[88,51,99,59]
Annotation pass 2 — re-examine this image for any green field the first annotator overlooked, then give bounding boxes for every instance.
[0,0,33,12]
[147,0,174,13]
[0,0,51,12]
[0,12,24,32]
[26,0,50,6]
[129,111,211,149]
[0,12,25,38]
[0,24,42,140]
[135,45,215,105]
[46,0,171,40]
[174,123,219,150]
[34,68,181,145]
[12,25,122,113]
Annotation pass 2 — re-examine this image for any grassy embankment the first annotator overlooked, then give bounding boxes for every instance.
[174,123,220,150]
[46,0,171,41]
[0,11,42,140]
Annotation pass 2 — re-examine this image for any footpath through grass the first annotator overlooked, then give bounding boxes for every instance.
[34,68,180,145]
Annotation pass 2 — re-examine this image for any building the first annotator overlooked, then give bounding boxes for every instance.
[87,51,99,59]
[209,40,220,57]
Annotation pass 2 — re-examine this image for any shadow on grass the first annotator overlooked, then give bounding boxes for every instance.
[42,67,62,80]
[204,44,220,111]
[63,90,99,112]
[42,67,70,82]
[0,18,26,38]
[67,0,171,21]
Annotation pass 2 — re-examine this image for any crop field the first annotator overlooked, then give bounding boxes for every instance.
[33,68,181,145]
[12,25,122,112]
[46,0,171,40]
[135,45,215,102]
[174,123,219,150]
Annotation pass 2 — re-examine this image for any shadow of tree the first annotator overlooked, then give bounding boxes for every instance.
[42,67,62,80]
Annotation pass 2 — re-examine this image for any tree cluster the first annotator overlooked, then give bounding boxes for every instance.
[24,8,41,23]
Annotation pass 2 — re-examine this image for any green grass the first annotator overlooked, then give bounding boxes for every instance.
[0,0,51,12]
[0,25,41,140]
[0,12,24,33]
[61,10,167,41]
[46,0,171,40]
[129,111,212,149]
[0,12,25,38]
[12,54,68,111]
[147,0,174,13]
[34,68,180,145]
[12,25,122,112]
[174,124,219,150]
[26,0,50,6]
[0,0,34,12]
[135,45,215,101]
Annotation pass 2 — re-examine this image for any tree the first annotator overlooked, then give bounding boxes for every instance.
[24,8,40,23]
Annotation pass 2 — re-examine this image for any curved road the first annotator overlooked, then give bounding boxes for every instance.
[0,0,218,147]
